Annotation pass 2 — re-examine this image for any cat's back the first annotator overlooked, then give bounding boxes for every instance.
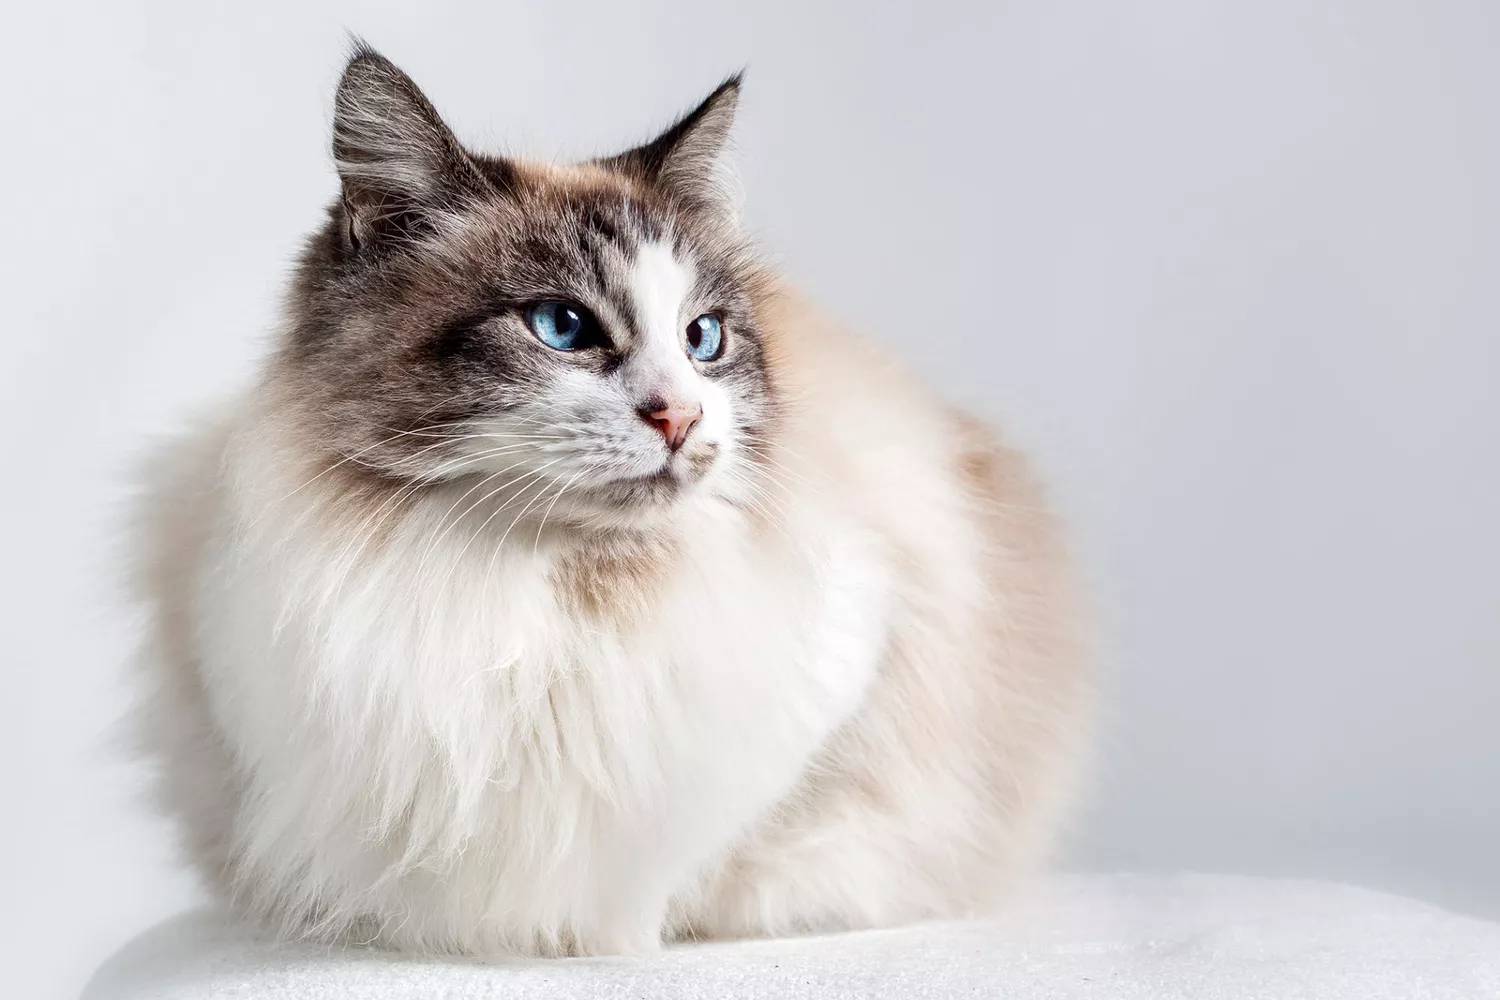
[760,285,1061,574]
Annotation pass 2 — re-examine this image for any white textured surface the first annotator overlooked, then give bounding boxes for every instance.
[81,875,1500,999]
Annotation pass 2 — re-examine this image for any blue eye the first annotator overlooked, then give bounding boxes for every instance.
[686,314,724,361]
[527,301,598,351]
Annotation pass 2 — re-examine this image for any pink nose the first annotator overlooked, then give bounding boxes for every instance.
[640,401,702,452]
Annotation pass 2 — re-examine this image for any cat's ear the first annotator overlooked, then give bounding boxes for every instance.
[332,45,496,250]
[602,75,743,218]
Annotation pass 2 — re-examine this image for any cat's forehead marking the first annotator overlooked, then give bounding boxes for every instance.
[630,241,694,351]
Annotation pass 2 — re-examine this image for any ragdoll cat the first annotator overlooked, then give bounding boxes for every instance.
[132,45,1091,956]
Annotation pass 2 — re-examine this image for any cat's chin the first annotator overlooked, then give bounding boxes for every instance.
[597,468,696,508]
[558,463,717,529]
[611,446,720,502]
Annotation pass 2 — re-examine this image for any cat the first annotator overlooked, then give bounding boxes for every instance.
[131,44,1092,957]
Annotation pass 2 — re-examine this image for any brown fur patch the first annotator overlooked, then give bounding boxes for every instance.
[549,531,680,628]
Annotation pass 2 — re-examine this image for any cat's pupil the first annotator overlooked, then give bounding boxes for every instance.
[559,308,581,335]
[687,324,702,350]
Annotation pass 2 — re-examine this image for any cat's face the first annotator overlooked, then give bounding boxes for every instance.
[279,48,778,528]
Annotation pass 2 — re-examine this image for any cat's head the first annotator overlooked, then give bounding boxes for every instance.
[277,46,779,529]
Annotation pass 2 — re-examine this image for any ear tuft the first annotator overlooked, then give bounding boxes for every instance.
[332,44,491,249]
[602,74,744,218]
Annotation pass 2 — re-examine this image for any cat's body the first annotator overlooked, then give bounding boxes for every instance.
[133,47,1090,956]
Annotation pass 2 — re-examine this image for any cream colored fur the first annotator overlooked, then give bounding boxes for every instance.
[135,278,1090,956]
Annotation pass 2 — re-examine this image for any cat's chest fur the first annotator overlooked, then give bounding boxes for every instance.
[203,462,893,939]
[382,495,892,782]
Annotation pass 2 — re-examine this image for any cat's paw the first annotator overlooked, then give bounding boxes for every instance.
[575,914,666,956]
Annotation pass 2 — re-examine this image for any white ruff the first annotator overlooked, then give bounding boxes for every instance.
[185,422,890,954]
[136,60,1090,953]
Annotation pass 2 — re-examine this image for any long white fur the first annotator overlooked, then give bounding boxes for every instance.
[148,246,901,955]
[136,68,1090,954]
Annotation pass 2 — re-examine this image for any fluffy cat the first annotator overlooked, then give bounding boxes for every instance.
[132,45,1092,957]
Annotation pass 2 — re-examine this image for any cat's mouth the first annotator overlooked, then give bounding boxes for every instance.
[550,441,721,516]
[630,458,699,492]
[594,448,718,507]
[584,470,683,510]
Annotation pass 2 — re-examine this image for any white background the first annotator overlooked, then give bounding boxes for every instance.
[3,2,1497,998]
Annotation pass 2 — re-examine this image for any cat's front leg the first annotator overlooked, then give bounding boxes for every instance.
[576,910,667,957]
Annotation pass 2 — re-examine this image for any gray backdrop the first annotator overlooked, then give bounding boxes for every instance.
[3,2,1496,999]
